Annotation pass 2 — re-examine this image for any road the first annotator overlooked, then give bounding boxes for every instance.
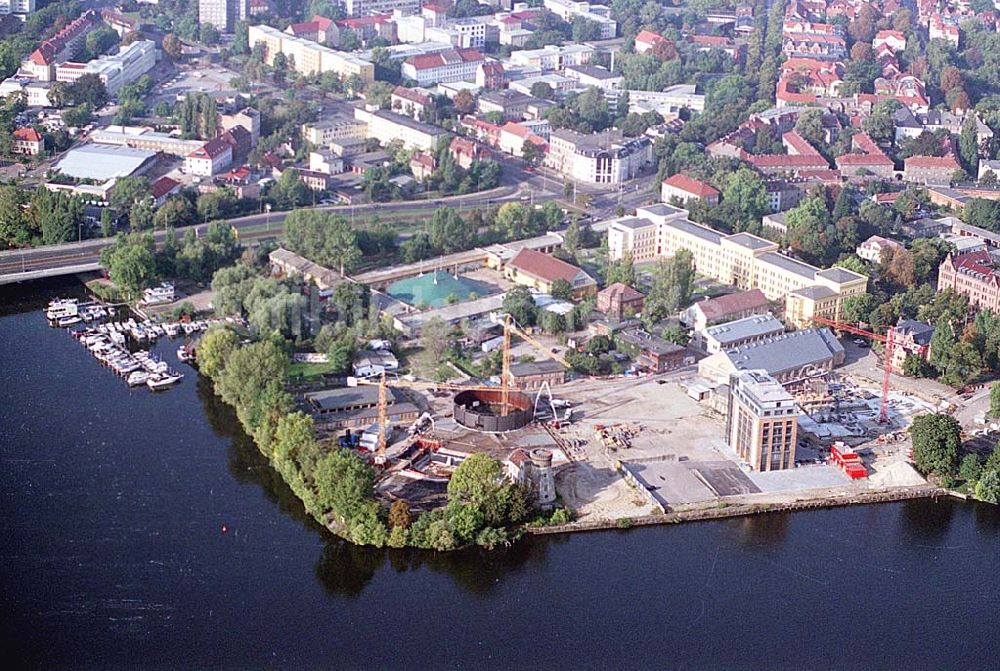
[0,182,552,284]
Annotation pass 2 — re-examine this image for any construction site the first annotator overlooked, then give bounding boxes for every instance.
[303,308,944,525]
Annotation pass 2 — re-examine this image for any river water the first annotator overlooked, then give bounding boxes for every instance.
[2,280,999,670]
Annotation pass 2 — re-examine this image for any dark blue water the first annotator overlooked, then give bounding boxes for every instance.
[2,281,999,670]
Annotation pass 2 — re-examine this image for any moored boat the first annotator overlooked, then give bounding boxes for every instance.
[147,373,183,389]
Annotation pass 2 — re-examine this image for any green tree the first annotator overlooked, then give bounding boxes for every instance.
[153,197,196,230]
[198,326,240,381]
[722,167,770,230]
[521,139,544,167]
[975,469,1000,503]
[283,209,363,275]
[551,278,573,300]
[29,188,83,245]
[84,26,119,60]
[785,195,835,264]
[502,285,537,327]
[643,249,694,326]
[959,453,983,483]
[215,340,289,439]
[794,109,826,148]
[607,251,636,287]
[959,114,980,175]
[910,413,961,476]
[102,233,157,297]
[448,453,503,506]
[67,73,108,108]
[61,102,94,128]
[429,206,475,253]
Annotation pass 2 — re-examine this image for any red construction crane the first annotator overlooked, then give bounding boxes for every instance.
[812,316,899,425]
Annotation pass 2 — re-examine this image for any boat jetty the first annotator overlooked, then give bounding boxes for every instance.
[45,297,244,390]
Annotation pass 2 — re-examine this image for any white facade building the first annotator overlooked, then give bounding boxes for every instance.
[546,129,652,184]
[198,0,249,33]
[353,107,449,151]
[542,0,617,39]
[509,44,594,71]
[55,40,157,97]
[627,85,706,114]
[185,138,233,176]
[400,47,484,86]
[0,0,35,15]
[343,0,420,16]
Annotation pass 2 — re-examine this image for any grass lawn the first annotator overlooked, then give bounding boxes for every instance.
[288,360,339,381]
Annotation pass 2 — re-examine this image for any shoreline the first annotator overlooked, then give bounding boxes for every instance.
[527,485,951,536]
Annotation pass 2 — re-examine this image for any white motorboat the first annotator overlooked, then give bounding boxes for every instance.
[147,373,183,389]
[177,346,195,363]
[57,315,82,327]
[47,304,79,321]
[164,323,180,337]
[127,371,150,387]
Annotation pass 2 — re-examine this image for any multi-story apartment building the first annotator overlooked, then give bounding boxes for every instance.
[55,40,157,97]
[542,0,617,39]
[353,108,449,152]
[390,85,435,120]
[400,48,484,86]
[199,0,249,34]
[301,119,367,146]
[545,129,652,185]
[903,154,962,185]
[0,0,35,16]
[606,203,868,326]
[726,370,798,472]
[219,107,260,146]
[508,44,594,71]
[0,76,52,106]
[937,251,1000,312]
[477,89,535,121]
[342,0,419,17]
[247,25,374,83]
[20,10,98,81]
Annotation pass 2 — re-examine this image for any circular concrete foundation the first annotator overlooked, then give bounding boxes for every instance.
[453,389,533,432]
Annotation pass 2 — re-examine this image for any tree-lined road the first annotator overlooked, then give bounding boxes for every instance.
[0,183,552,285]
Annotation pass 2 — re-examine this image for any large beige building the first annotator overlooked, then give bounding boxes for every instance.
[726,370,798,472]
[606,203,867,326]
[247,24,374,83]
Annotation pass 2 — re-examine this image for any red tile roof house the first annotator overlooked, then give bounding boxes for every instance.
[450,136,490,169]
[634,29,666,54]
[150,176,181,206]
[503,248,597,297]
[185,137,234,177]
[409,152,436,181]
[903,154,962,186]
[681,288,771,331]
[661,173,720,205]
[835,131,895,178]
[12,127,43,156]
[596,282,645,320]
